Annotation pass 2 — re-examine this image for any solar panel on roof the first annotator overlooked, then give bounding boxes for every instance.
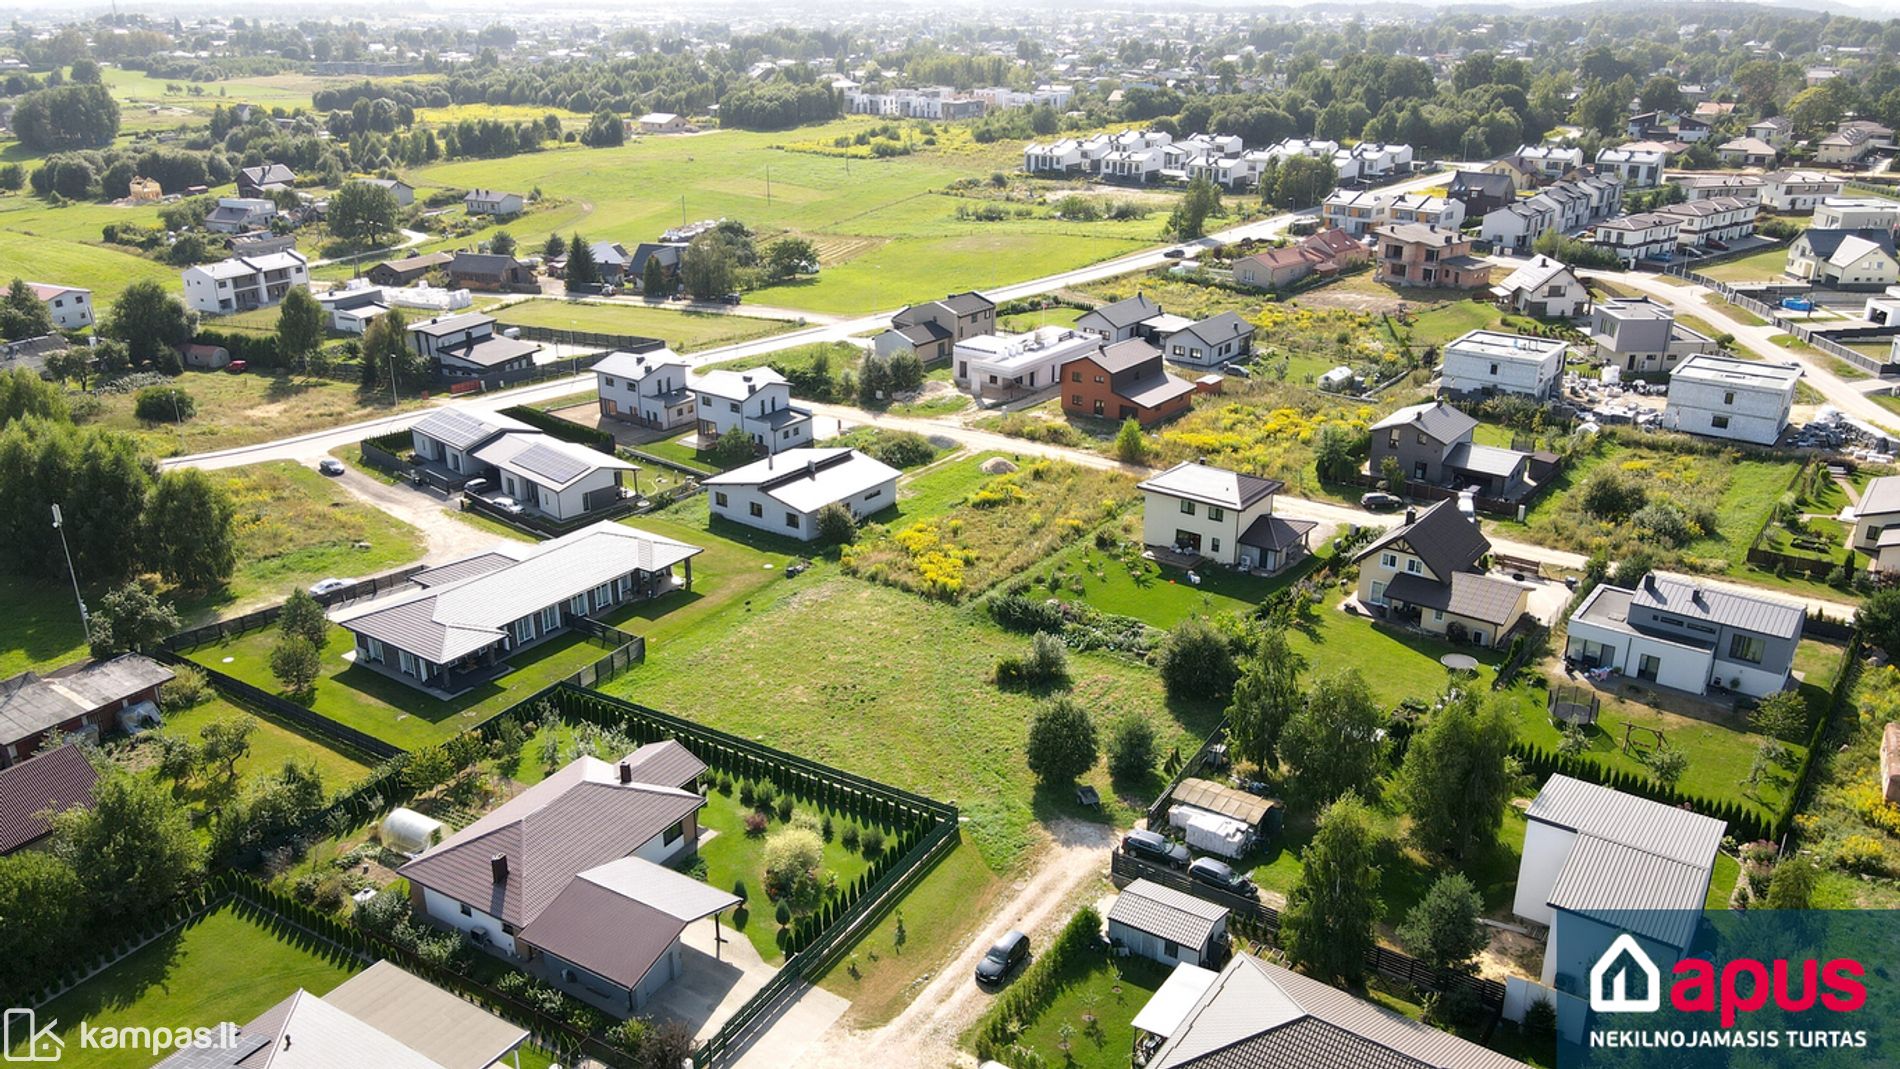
[512,442,591,485]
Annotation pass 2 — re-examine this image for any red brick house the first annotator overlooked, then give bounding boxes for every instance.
[1373,223,1492,290]
[1061,339,1196,427]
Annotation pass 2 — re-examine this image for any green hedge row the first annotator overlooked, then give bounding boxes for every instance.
[498,404,615,451]
[970,905,1104,1064]
[1511,740,1771,842]
[780,824,924,955]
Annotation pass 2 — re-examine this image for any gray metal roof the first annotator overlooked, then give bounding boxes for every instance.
[1547,836,1710,949]
[1138,460,1283,511]
[1444,442,1530,479]
[1108,879,1229,949]
[1171,311,1256,348]
[438,334,540,369]
[1,655,173,747]
[1353,499,1490,582]
[1526,774,1726,868]
[408,311,495,336]
[471,433,632,491]
[1083,293,1163,329]
[410,552,517,588]
[1237,514,1317,553]
[1857,475,1900,519]
[1151,954,1528,1069]
[937,290,995,315]
[1092,337,1165,374]
[1794,227,1897,261]
[1384,571,1527,627]
[1630,572,1805,639]
[1370,400,1476,443]
[398,745,706,927]
[323,961,528,1069]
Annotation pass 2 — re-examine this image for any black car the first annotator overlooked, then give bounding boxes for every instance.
[1360,491,1404,511]
[1121,829,1190,869]
[1189,857,1256,897]
[1162,247,1187,259]
[975,930,1030,985]
[719,292,743,305]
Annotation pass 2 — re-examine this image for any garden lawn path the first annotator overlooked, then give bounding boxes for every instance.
[777,819,1117,1069]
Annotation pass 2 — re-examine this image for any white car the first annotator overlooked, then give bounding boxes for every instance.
[309,577,354,596]
[491,496,526,515]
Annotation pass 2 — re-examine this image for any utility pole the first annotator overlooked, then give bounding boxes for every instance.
[766,165,772,205]
[681,195,687,227]
[388,351,401,406]
[51,505,90,647]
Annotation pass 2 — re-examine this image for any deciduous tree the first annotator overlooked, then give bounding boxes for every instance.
[142,468,237,590]
[1226,627,1305,771]
[1281,668,1384,805]
[1282,791,1381,982]
[1396,690,1515,859]
[51,770,203,917]
[329,181,401,247]
[276,286,326,371]
[1026,696,1098,783]
[105,280,195,367]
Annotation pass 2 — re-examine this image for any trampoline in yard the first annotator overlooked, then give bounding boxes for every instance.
[1549,684,1600,727]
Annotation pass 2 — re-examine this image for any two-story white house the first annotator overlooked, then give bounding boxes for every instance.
[1489,256,1589,319]
[952,326,1103,401]
[1352,499,1530,647]
[1564,572,1805,697]
[407,312,541,377]
[1662,353,1800,446]
[1590,212,1682,266]
[691,367,813,451]
[1758,170,1842,212]
[1786,229,1899,289]
[593,349,696,430]
[25,283,92,330]
[181,251,310,315]
[202,196,279,234]
[1136,459,1315,573]
[1439,330,1568,400]
[1589,298,1718,374]
[1023,139,1085,174]
[1513,144,1585,179]
[1595,145,1667,187]
[1814,198,1900,231]
[703,447,900,540]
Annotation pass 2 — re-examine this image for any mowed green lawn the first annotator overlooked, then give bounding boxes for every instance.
[493,298,799,351]
[157,695,375,793]
[1698,245,1792,283]
[398,121,1165,315]
[0,572,91,677]
[14,906,360,1069]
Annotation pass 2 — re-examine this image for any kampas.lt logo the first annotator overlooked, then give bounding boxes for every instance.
[3,1009,63,1062]
[1591,933,1662,1013]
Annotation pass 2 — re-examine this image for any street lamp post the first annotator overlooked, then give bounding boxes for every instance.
[51,504,90,647]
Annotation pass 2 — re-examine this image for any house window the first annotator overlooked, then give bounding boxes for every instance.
[728,402,740,413]
[363,637,384,663]
[1712,415,1730,430]
[864,488,882,500]
[785,511,800,529]
[398,650,419,677]
[1722,391,1735,405]
[459,902,472,917]
[604,377,616,387]
[1072,395,1083,406]
[514,618,535,644]
[1381,553,1397,569]
[1728,633,1766,665]
[664,821,685,847]
[1093,400,1105,415]
[593,583,613,610]
[569,594,588,615]
[501,923,515,936]
[1094,374,1105,384]
[1416,430,1427,445]
[1489,363,1500,375]
[714,491,728,507]
[1209,507,1225,522]
[1406,558,1423,574]
[541,606,560,631]
[1210,537,1221,554]
[749,502,763,517]
[1164,939,1180,958]
[1071,371,1082,382]
[1180,500,1195,515]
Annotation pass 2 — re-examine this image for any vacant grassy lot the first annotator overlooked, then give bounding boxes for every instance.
[493,299,797,351]
[843,457,1139,600]
[77,371,425,458]
[0,572,90,676]
[1027,533,1333,630]
[1794,664,1900,907]
[1699,245,1792,283]
[601,574,1221,872]
[155,694,376,793]
[14,906,359,1069]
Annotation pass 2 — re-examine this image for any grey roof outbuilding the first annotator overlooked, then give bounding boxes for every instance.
[1108,879,1229,949]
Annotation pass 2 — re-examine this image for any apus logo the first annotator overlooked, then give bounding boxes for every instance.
[3,1009,63,1062]
[1590,933,1662,1013]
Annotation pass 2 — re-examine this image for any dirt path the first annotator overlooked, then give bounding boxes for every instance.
[792,820,1118,1069]
[328,466,520,564]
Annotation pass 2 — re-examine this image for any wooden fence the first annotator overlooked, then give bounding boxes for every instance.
[504,325,668,353]
[1108,852,1506,1011]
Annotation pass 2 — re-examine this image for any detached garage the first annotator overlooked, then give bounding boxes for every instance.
[1106,878,1230,968]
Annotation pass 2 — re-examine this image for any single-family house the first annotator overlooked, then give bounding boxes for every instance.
[1137,459,1315,573]
[0,743,96,854]
[952,326,1101,401]
[1813,198,1900,232]
[1656,196,1758,252]
[369,251,453,287]
[1023,139,1085,173]
[448,252,538,293]
[1106,879,1229,969]
[1589,298,1718,374]
[1440,330,1567,400]
[1152,312,1256,368]
[1512,144,1585,180]
[464,188,525,216]
[334,523,699,694]
[359,176,416,206]
[875,291,996,361]
[692,366,813,450]
[236,162,296,197]
[587,241,634,284]
[316,284,393,334]
[25,283,92,330]
[1513,775,1726,990]
[408,312,540,377]
[1481,195,1560,255]
[1373,224,1491,290]
[1746,115,1793,148]
[397,740,738,1013]
[1385,193,1464,230]
[1321,188,1389,237]
[0,655,173,766]
[1595,145,1667,186]
[1231,246,1319,290]
[1759,170,1842,212]
[1673,174,1763,203]
[1850,476,1900,570]
[1589,212,1682,266]
[1134,953,1530,1069]
[1076,293,1164,342]
[1297,226,1370,272]
[1490,255,1588,319]
[1785,228,1899,289]
[1715,137,1778,168]
[180,251,310,315]
[473,433,637,522]
[1565,572,1804,697]
[409,408,539,481]
[203,196,278,234]
[152,961,530,1069]
[1816,124,1881,166]
[1368,400,1533,500]
[627,242,685,293]
[1061,339,1195,426]
[637,112,691,134]
[1663,353,1800,445]
[594,348,695,429]
[1447,170,1517,217]
[704,447,901,540]
[1355,500,1529,647]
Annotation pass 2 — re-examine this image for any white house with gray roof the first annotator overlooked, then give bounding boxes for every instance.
[1106,879,1229,968]
[180,250,309,315]
[703,447,900,541]
[1137,459,1314,573]
[1563,571,1805,697]
[1153,312,1256,368]
[690,367,813,451]
[1851,475,1900,572]
[1662,353,1800,446]
[593,348,696,430]
[1439,330,1568,400]
[1136,953,1529,1069]
[1515,775,1725,989]
[1353,499,1531,647]
[471,433,635,521]
[329,522,700,694]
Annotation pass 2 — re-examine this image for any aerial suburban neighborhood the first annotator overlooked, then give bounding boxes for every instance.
[5,5,1900,1069]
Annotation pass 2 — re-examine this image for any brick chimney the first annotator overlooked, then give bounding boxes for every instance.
[490,854,508,884]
